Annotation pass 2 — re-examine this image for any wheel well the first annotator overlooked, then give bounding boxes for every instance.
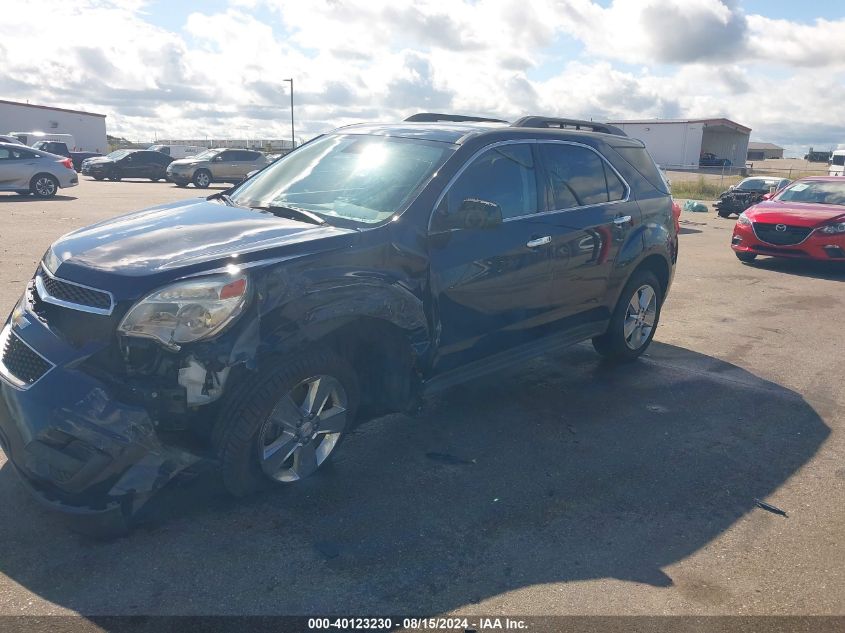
[634,254,670,295]
[317,318,417,417]
[29,172,57,186]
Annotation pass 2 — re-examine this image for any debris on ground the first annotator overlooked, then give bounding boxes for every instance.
[755,499,788,518]
[683,200,709,213]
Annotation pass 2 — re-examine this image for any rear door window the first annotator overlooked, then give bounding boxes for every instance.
[538,144,625,210]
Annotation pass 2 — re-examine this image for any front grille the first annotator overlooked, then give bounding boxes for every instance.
[753,223,812,246]
[37,267,112,312]
[1,329,51,387]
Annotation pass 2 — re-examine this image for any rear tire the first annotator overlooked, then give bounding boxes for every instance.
[592,269,663,362]
[30,174,59,198]
[212,348,359,497]
[735,252,757,263]
[193,169,211,188]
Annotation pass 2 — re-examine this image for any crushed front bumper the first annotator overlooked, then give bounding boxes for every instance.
[0,305,204,529]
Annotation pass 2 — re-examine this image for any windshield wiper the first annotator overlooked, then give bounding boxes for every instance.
[253,204,326,226]
[207,191,236,206]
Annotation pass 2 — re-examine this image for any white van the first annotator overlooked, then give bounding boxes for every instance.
[829,149,845,176]
[11,132,76,149]
[147,144,203,159]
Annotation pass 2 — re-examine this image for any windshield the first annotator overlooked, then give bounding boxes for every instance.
[737,178,778,191]
[107,150,131,159]
[231,134,455,225]
[192,148,222,160]
[777,181,845,206]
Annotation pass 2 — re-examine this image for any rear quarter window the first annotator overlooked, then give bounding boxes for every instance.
[612,145,669,194]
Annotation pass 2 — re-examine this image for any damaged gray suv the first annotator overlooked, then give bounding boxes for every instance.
[0,114,677,532]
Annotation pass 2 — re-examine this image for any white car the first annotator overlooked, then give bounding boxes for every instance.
[147,144,204,159]
[0,142,79,198]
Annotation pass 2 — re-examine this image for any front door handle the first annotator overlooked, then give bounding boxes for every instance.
[526,236,552,248]
[613,215,632,225]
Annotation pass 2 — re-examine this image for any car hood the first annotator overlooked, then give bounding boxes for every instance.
[48,198,355,287]
[85,157,115,165]
[745,200,845,227]
[168,158,203,167]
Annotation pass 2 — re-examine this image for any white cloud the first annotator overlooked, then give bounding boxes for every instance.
[0,0,844,152]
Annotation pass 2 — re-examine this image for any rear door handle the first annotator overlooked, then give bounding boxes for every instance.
[526,236,552,248]
[613,215,632,225]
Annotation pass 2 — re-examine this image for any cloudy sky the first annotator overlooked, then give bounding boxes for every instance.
[3,0,844,154]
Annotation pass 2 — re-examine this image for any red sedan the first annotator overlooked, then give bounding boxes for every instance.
[731,177,845,263]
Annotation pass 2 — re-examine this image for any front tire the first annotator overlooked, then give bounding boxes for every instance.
[592,270,663,362]
[735,252,757,263]
[30,174,59,198]
[193,169,211,188]
[93,175,105,181]
[110,169,122,181]
[213,348,359,497]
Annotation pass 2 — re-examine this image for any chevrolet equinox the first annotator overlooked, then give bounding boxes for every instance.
[0,114,678,532]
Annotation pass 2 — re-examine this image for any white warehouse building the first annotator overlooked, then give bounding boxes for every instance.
[608,118,751,169]
[0,99,107,152]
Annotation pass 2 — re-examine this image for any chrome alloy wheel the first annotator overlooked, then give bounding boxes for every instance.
[34,176,56,197]
[258,375,348,482]
[623,284,657,350]
[194,171,210,187]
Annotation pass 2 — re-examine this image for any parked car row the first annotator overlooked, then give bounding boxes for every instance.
[730,177,845,263]
[78,147,268,188]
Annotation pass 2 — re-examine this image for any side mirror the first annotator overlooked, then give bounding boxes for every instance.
[434,198,503,232]
[761,192,773,201]
[213,155,223,162]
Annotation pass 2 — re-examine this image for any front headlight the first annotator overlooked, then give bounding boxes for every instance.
[819,221,845,234]
[42,248,62,275]
[118,275,248,350]
[737,213,752,226]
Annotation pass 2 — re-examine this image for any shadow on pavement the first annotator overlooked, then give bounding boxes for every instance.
[0,341,829,615]
[0,194,76,202]
[748,257,845,282]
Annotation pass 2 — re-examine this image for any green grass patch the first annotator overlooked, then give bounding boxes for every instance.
[670,175,742,200]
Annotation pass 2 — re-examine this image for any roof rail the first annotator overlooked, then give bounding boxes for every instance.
[404,112,509,124]
[510,116,627,137]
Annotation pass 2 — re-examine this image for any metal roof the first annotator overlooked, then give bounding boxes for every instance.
[0,99,107,119]
[608,117,751,133]
[747,142,783,150]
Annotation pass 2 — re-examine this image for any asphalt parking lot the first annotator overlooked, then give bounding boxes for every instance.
[0,178,843,617]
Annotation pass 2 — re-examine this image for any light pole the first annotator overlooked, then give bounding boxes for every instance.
[283,78,295,151]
